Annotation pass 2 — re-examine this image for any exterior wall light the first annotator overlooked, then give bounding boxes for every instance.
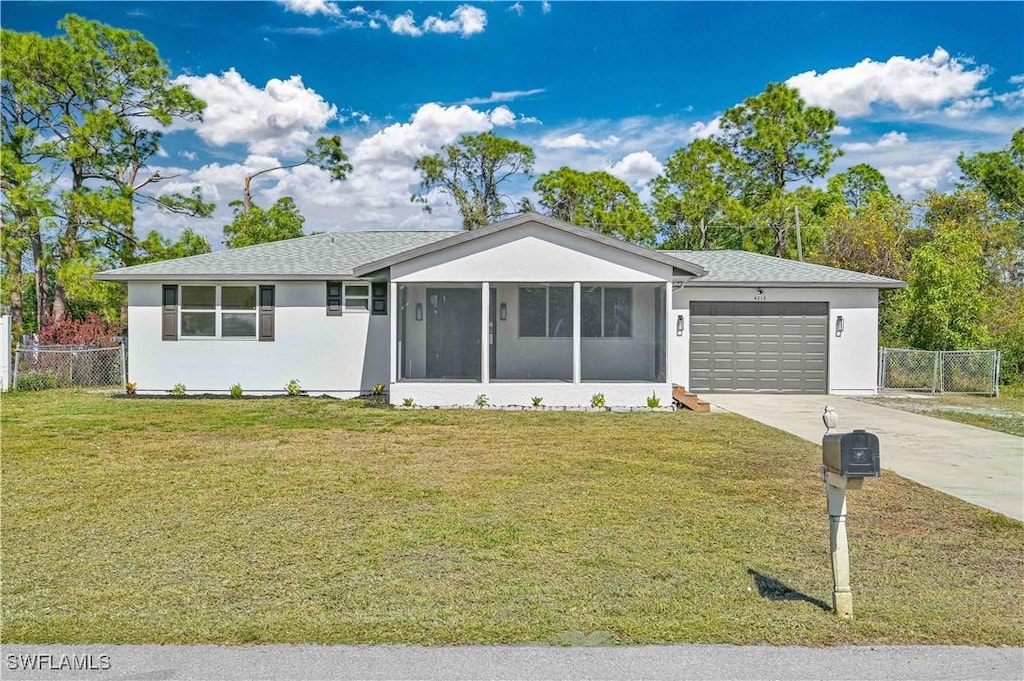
[499,303,508,321]
[835,315,844,337]
[676,315,685,336]
[415,303,423,321]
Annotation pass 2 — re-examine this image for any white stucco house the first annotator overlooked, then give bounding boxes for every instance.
[95,213,905,406]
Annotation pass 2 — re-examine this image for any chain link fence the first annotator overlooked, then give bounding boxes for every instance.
[878,348,1000,396]
[13,344,126,391]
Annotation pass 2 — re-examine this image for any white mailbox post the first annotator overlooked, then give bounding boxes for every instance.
[821,408,881,618]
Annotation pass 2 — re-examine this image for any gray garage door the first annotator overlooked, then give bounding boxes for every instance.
[689,301,828,393]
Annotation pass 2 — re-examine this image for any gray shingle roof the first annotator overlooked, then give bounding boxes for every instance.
[667,250,905,288]
[94,230,460,281]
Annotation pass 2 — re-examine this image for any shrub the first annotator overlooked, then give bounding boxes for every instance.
[125,382,137,396]
[170,383,187,396]
[402,397,415,407]
[230,383,243,398]
[37,313,121,347]
[371,383,386,396]
[474,394,490,407]
[590,393,606,408]
[284,379,302,396]
[646,392,661,408]
[17,371,57,391]
[531,396,543,407]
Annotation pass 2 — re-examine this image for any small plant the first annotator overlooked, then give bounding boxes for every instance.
[646,392,661,408]
[284,379,302,396]
[371,383,386,396]
[402,397,415,407]
[590,392,606,408]
[16,371,56,392]
[475,394,490,408]
[531,396,543,407]
[125,382,137,396]
[170,383,187,396]
[230,383,244,398]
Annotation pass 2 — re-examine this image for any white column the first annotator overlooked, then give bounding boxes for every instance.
[481,281,490,384]
[572,282,581,384]
[389,282,399,385]
[664,281,673,386]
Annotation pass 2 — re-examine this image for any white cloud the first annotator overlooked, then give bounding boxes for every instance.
[944,96,994,118]
[460,88,545,105]
[542,1,552,14]
[541,133,620,150]
[180,150,197,161]
[422,5,487,37]
[994,87,1024,109]
[275,0,340,18]
[389,12,423,37]
[833,125,852,136]
[879,156,956,196]
[173,68,337,156]
[508,2,524,16]
[841,130,909,152]
[1010,74,1024,85]
[607,151,664,187]
[688,116,722,140]
[786,47,990,118]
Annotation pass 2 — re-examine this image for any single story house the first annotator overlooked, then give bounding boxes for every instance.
[96,212,905,406]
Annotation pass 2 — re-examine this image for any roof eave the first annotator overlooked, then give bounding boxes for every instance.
[685,280,907,289]
[94,272,359,282]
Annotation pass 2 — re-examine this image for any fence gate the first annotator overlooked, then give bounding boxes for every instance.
[878,348,1000,396]
[13,344,126,391]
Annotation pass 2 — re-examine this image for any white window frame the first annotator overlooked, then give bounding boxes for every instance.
[343,282,371,312]
[179,284,259,340]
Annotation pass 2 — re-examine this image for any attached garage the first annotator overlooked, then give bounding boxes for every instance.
[666,250,906,396]
[688,301,828,393]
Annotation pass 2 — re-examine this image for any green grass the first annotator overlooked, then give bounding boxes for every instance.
[860,388,1024,437]
[2,391,1022,645]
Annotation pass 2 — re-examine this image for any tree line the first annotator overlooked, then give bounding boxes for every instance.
[2,15,1022,382]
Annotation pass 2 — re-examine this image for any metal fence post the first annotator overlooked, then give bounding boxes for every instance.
[120,343,127,391]
[12,344,20,391]
[994,351,1001,397]
[932,351,940,394]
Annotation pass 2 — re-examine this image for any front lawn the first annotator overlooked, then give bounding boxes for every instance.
[2,391,1021,645]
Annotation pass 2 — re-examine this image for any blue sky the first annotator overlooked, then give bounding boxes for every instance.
[4,1,1023,241]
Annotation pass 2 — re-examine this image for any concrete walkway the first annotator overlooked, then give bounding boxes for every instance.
[2,644,1022,680]
[706,394,1024,520]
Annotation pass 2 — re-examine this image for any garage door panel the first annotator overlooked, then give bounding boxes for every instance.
[689,301,828,394]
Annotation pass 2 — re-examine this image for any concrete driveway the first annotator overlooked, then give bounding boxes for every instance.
[706,394,1024,521]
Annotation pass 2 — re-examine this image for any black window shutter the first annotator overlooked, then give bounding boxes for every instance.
[371,282,387,315]
[162,285,178,341]
[326,281,343,316]
[258,285,275,342]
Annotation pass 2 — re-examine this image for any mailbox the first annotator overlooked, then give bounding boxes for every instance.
[822,429,880,478]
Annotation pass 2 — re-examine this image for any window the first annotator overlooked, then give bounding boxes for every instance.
[221,286,257,337]
[344,283,370,311]
[181,285,216,337]
[178,285,261,339]
[582,286,632,338]
[518,286,572,338]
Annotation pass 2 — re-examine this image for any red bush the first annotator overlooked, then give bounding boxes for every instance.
[37,314,122,347]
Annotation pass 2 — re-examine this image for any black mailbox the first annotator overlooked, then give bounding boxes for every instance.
[822,429,881,478]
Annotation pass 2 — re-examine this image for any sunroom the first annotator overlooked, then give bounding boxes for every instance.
[353,214,705,407]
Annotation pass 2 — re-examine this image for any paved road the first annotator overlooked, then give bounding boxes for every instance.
[2,644,1022,680]
[706,394,1024,520]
